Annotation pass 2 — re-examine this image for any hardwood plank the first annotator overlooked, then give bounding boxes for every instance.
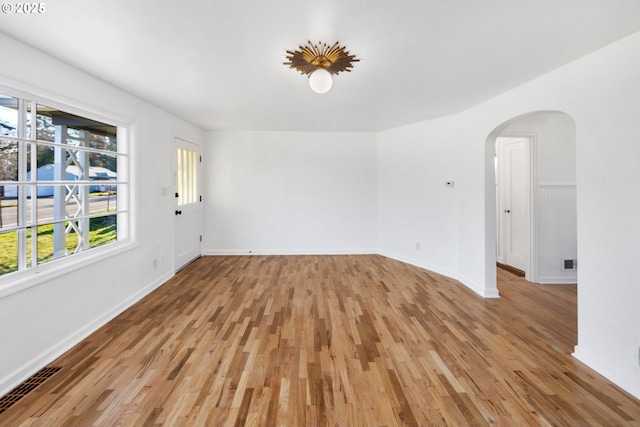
[1,255,640,426]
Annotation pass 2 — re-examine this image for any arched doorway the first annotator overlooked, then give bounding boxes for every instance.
[486,111,577,287]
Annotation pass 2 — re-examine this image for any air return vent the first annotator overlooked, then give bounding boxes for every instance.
[0,367,61,414]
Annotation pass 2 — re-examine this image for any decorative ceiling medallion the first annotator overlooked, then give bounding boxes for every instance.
[284,41,359,94]
[284,41,359,76]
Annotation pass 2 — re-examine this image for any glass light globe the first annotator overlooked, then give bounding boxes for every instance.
[309,69,332,94]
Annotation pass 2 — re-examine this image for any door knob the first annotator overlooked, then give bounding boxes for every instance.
[505,209,511,213]
[175,210,182,215]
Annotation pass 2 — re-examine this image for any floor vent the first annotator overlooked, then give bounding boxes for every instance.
[0,367,61,415]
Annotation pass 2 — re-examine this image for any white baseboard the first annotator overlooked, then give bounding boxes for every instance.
[0,270,174,398]
[537,276,578,284]
[573,345,640,401]
[378,250,500,299]
[203,248,378,256]
[459,273,501,298]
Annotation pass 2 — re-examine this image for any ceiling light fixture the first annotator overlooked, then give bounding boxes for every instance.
[284,41,359,94]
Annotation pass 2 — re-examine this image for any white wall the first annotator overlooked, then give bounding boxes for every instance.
[202,131,377,254]
[376,115,471,289]
[503,112,576,183]
[377,31,640,398]
[501,112,578,283]
[0,33,203,395]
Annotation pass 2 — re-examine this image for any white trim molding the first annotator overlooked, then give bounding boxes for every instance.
[378,250,500,299]
[203,249,378,256]
[573,345,640,401]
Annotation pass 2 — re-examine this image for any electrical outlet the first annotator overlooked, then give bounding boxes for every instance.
[416,242,421,251]
[153,258,158,269]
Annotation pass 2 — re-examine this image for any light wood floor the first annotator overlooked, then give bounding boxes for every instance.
[2,255,640,426]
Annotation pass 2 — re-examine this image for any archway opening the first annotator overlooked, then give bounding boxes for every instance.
[485,111,577,291]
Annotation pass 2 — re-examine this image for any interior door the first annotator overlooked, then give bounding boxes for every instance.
[174,137,202,270]
[497,137,530,273]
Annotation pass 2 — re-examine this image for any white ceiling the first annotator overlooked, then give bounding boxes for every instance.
[1,0,640,132]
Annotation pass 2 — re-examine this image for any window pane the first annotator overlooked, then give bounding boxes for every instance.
[35,184,89,223]
[189,150,197,203]
[177,148,183,205]
[37,105,117,150]
[88,132,117,153]
[0,230,18,276]
[177,147,198,206]
[36,222,76,265]
[0,94,19,137]
[34,192,54,223]
[89,214,117,248]
[0,197,18,229]
[89,189,117,215]
[0,139,19,229]
[89,152,117,182]
[35,144,55,170]
[0,138,19,182]
[0,184,34,228]
[90,152,117,175]
[36,106,55,142]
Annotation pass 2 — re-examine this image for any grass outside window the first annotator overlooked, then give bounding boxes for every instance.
[0,213,116,276]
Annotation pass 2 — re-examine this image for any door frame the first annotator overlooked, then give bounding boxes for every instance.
[496,133,538,283]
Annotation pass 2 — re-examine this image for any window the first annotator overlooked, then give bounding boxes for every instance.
[0,91,129,282]
[176,146,198,206]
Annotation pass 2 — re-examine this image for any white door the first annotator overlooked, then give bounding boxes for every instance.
[497,137,530,273]
[174,137,202,270]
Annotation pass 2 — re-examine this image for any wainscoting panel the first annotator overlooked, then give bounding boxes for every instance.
[537,184,577,284]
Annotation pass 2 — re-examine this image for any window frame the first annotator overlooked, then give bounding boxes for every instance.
[0,81,137,299]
